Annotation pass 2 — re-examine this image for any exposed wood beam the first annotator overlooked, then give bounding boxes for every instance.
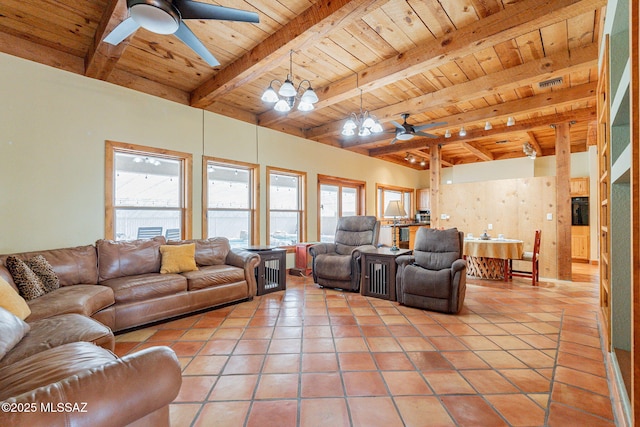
[85,0,129,80]
[460,142,494,161]
[305,43,598,140]
[260,0,605,126]
[368,107,596,157]
[190,0,386,109]
[526,132,543,156]
[0,31,83,75]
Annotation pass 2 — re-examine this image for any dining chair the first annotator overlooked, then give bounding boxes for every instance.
[509,229,541,285]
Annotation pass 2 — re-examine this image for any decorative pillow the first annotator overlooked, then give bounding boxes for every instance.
[5,256,45,300]
[26,255,60,293]
[159,243,198,274]
[0,307,30,360]
[0,277,31,320]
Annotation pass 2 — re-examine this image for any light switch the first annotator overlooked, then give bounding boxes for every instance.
[488,224,493,230]
[546,213,553,220]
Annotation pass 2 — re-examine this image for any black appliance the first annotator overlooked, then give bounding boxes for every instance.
[571,197,589,226]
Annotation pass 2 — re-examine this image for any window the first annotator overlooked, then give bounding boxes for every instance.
[204,157,258,249]
[318,175,365,242]
[105,141,192,241]
[267,167,306,247]
[376,184,413,220]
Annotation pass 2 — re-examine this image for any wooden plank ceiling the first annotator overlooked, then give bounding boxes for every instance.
[0,0,605,169]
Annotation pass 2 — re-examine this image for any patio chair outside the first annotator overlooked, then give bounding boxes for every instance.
[137,226,163,239]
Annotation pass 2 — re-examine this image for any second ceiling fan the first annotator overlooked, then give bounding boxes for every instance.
[103,0,260,67]
[390,113,446,144]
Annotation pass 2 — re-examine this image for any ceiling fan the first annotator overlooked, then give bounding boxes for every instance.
[389,113,446,144]
[103,0,259,67]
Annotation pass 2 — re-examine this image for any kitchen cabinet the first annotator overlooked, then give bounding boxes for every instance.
[417,188,430,211]
[571,226,589,262]
[570,177,589,197]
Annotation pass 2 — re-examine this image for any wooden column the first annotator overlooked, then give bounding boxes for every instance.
[430,144,441,229]
[555,122,572,280]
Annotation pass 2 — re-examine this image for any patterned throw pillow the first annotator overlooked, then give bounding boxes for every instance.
[26,255,60,293]
[5,256,46,300]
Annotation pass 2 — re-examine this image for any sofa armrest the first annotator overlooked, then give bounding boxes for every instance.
[395,255,415,267]
[350,245,376,259]
[226,250,260,297]
[0,346,181,427]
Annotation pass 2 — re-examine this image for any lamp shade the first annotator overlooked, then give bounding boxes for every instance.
[261,86,279,103]
[384,200,406,217]
[300,87,319,104]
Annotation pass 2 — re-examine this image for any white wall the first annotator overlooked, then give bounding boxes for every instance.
[0,53,423,253]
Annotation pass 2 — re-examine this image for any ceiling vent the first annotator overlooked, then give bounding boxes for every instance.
[538,77,563,88]
[495,140,508,144]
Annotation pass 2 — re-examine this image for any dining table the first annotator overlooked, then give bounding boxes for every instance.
[463,237,524,281]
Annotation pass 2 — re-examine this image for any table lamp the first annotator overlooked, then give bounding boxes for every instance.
[384,200,407,251]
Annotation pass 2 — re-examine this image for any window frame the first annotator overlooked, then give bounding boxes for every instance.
[202,156,259,246]
[266,166,307,249]
[375,183,414,222]
[105,140,192,240]
[317,174,366,241]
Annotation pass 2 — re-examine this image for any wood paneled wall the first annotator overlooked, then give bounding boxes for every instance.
[439,177,558,279]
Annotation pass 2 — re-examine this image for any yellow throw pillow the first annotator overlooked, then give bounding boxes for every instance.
[0,277,31,320]
[160,243,198,274]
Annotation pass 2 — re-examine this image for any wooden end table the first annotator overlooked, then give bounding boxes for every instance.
[360,247,412,301]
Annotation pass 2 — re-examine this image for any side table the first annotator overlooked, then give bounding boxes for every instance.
[360,247,412,301]
[245,246,287,295]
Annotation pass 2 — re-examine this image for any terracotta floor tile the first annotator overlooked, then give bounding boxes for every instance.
[222,355,264,375]
[175,376,217,402]
[254,373,299,399]
[554,366,610,396]
[440,351,490,370]
[486,394,546,426]
[179,328,216,341]
[382,371,432,395]
[334,337,369,352]
[441,395,508,426]
[113,341,138,356]
[509,349,556,368]
[302,338,335,353]
[396,336,436,352]
[267,338,301,354]
[331,325,362,337]
[242,327,274,339]
[233,339,269,355]
[171,341,205,357]
[212,328,244,339]
[499,369,551,393]
[301,372,344,398]
[360,325,391,337]
[199,339,237,355]
[193,316,225,328]
[387,324,421,336]
[471,323,510,335]
[261,354,300,373]
[394,396,455,426]
[148,329,185,341]
[300,398,350,427]
[556,351,607,377]
[183,355,228,375]
[547,402,615,427]
[343,371,388,396]
[272,326,302,339]
[158,317,199,330]
[423,370,475,395]
[303,325,333,338]
[428,336,469,351]
[373,352,415,371]
[486,335,533,350]
[115,328,156,342]
[169,403,201,427]
[558,340,604,361]
[302,352,339,372]
[460,369,519,394]
[246,400,297,427]
[475,350,528,369]
[208,375,258,401]
[442,323,481,336]
[366,336,403,352]
[338,352,377,371]
[551,382,614,420]
[415,324,452,336]
[329,315,357,325]
[560,330,602,348]
[355,315,385,325]
[302,315,331,325]
[458,335,502,351]
[193,401,250,427]
[347,397,404,427]
[408,351,453,370]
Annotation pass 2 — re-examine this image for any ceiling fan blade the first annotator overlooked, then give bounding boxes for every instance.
[174,22,220,66]
[390,121,405,130]
[175,0,260,22]
[390,137,398,144]
[103,17,140,45]
[414,121,447,132]
[415,131,439,138]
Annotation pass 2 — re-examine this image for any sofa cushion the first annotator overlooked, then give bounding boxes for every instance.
[314,254,352,281]
[5,256,46,300]
[26,254,60,293]
[0,313,114,367]
[26,285,115,322]
[168,237,230,266]
[180,264,246,291]
[160,243,198,274]
[0,342,116,401]
[402,264,452,298]
[101,273,187,304]
[0,307,30,360]
[0,277,30,319]
[97,236,165,281]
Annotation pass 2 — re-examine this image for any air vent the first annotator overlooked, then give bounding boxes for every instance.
[538,77,563,88]
[495,140,508,144]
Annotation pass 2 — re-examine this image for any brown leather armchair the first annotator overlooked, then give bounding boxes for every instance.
[395,227,467,314]
[309,216,379,291]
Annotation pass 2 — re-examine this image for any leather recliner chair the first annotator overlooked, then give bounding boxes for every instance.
[395,227,467,314]
[309,216,379,291]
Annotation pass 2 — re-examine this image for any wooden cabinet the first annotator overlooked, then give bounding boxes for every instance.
[417,188,430,211]
[571,225,590,262]
[570,177,589,197]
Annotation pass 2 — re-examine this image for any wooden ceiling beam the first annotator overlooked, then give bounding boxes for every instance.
[260,0,605,126]
[368,107,596,157]
[526,131,543,156]
[85,0,129,80]
[460,142,494,162]
[190,0,386,109]
[304,43,598,140]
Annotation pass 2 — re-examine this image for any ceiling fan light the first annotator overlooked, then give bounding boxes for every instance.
[459,127,467,137]
[397,132,413,141]
[130,3,180,35]
[274,99,291,112]
[261,86,279,103]
[507,116,515,126]
[444,129,451,138]
[297,101,314,111]
[278,79,296,97]
[484,121,492,130]
[300,88,319,104]
[371,122,383,133]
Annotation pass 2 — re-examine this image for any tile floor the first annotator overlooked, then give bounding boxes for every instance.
[115,263,616,426]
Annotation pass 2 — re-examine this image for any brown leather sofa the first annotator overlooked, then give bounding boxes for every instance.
[0,307,182,427]
[0,236,260,332]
